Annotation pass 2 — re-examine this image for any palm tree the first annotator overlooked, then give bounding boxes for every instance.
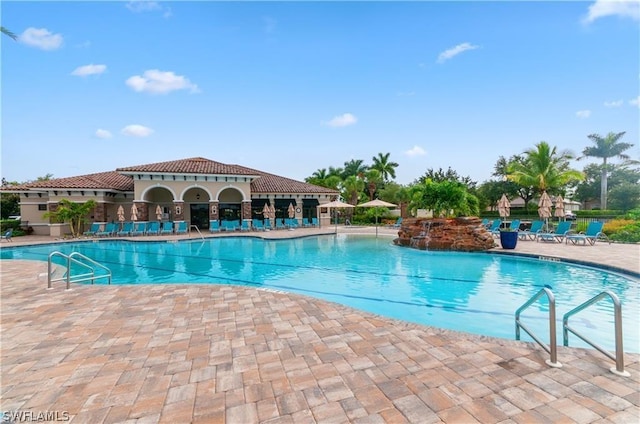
[1,26,17,41]
[507,141,584,195]
[341,175,365,205]
[580,132,634,210]
[364,169,382,200]
[44,199,97,238]
[371,152,399,182]
[341,159,368,179]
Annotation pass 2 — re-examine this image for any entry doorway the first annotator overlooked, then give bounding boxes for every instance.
[190,204,209,230]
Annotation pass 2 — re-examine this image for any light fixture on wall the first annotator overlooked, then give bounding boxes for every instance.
[196,193,201,200]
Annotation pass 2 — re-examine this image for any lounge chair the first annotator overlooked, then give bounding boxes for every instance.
[96,223,117,237]
[131,222,147,236]
[518,220,544,241]
[240,220,250,231]
[83,223,101,237]
[1,228,13,242]
[117,222,134,236]
[481,218,490,228]
[565,221,608,246]
[264,219,272,230]
[209,220,220,233]
[302,218,312,227]
[175,221,188,235]
[311,217,319,227]
[147,221,160,235]
[492,219,520,237]
[386,217,402,228]
[252,219,264,231]
[486,220,502,234]
[275,219,286,230]
[161,222,174,235]
[289,218,299,228]
[537,221,572,243]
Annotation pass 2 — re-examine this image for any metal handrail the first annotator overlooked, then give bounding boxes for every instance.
[190,225,204,240]
[563,290,629,377]
[515,286,562,368]
[48,251,111,289]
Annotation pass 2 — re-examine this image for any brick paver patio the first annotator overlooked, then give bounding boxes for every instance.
[1,228,638,423]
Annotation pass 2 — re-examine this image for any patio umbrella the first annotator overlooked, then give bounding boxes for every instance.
[554,195,565,221]
[323,200,355,234]
[117,205,125,230]
[357,198,397,237]
[538,191,552,230]
[131,204,138,222]
[288,203,295,219]
[262,203,270,223]
[155,204,163,221]
[497,194,510,227]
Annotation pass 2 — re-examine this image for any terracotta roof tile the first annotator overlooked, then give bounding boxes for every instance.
[249,170,338,194]
[116,157,259,176]
[4,172,133,191]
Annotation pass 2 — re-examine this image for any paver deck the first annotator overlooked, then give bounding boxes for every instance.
[1,227,638,423]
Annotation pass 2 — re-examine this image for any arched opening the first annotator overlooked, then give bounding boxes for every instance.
[218,187,244,222]
[184,187,211,229]
[143,187,175,222]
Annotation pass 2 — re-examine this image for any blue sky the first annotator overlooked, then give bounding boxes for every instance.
[2,1,639,186]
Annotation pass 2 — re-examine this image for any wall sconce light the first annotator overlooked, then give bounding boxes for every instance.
[196,193,201,200]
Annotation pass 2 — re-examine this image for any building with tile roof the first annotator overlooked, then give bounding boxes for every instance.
[2,157,339,236]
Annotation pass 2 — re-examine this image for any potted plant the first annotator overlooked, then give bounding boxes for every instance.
[499,228,518,249]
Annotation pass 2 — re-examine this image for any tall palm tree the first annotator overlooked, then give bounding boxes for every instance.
[1,26,17,41]
[364,169,382,200]
[341,159,368,179]
[507,141,584,195]
[371,152,399,182]
[341,175,365,205]
[580,132,633,210]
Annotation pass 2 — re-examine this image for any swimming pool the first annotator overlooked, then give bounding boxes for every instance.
[2,234,638,353]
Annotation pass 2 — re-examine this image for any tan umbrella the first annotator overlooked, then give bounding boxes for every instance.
[287,203,295,219]
[497,194,510,226]
[131,204,139,222]
[323,200,355,233]
[117,205,125,222]
[270,204,276,221]
[358,198,397,237]
[554,195,565,220]
[262,203,270,220]
[155,204,163,221]
[538,191,552,231]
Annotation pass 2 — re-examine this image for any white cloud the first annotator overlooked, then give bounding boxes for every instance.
[604,99,623,107]
[121,125,154,137]
[71,64,107,77]
[95,129,112,139]
[324,113,357,128]
[126,1,171,17]
[576,110,592,118]
[263,16,277,34]
[583,0,640,24]
[19,27,63,51]
[630,96,640,107]
[405,145,426,157]
[125,70,200,94]
[437,42,479,64]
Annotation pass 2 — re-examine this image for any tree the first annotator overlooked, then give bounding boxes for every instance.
[378,182,411,217]
[371,152,399,182]
[341,159,368,179]
[493,155,536,211]
[364,169,382,201]
[415,167,476,190]
[507,141,584,195]
[574,162,640,209]
[1,26,17,41]
[44,199,97,238]
[580,132,634,210]
[305,168,341,190]
[408,180,479,218]
[609,183,640,212]
[341,175,365,206]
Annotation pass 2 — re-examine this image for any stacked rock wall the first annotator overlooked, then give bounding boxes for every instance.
[393,217,495,252]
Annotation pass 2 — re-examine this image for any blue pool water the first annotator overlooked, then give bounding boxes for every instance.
[2,234,638,353]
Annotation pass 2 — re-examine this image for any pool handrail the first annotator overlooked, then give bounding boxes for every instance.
[563,290,629,377]
[515,286,562,368]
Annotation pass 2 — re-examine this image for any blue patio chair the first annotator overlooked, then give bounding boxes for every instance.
[288,218,299,228]
[131,222,147,236]
[275,219,286,230]
[83,223,101,237]
[147,221,160,235]
[240,220,251,231]
[302,218,311,227]
[491,219,520,237]
[264,219,272,230]
[161,221,174,235]
[1,228,13,242]
[518,220,544,241]
[209,220,220,233]
[252,219,264,231]
[565,221,608,246]
[481,218,490,228]
[311,217,319,227]
[486,220,502,234]
[117,222,134,237]
[96,223,117,237]
[537,221,572,243]
[175,221,188,235]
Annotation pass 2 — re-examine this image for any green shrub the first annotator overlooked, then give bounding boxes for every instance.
[609,222,640,243]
